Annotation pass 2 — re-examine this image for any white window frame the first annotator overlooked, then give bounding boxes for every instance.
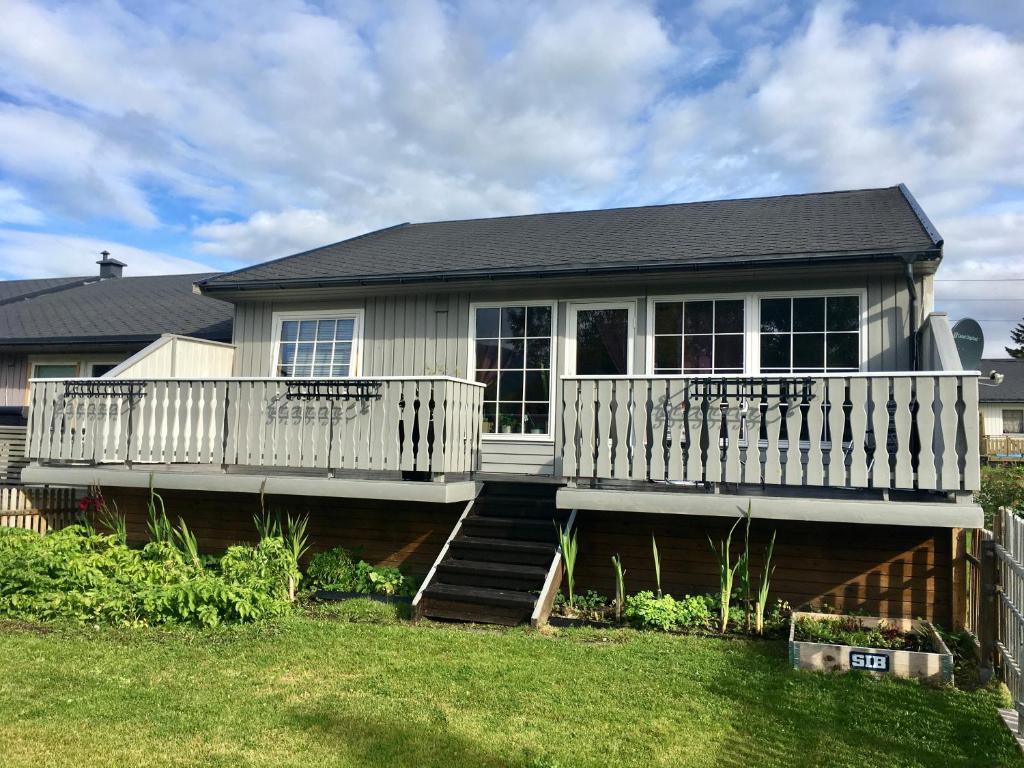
[269,308,364,378]
[469,300,557,442]
[1003,408,1024,435]
[566,300,636,376]
[645,292,752,376]
[643,289,867,375]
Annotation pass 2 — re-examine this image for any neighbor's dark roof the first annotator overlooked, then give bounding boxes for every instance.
[0,275,91,305]
[199,184,942,292]
[980,359,1024,403]
[0,273,233,345]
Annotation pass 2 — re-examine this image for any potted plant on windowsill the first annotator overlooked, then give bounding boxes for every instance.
[499,415,518,434]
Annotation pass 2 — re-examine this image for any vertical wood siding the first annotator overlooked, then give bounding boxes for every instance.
[0,354,28,407]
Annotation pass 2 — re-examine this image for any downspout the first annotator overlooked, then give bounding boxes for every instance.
[903,256,919,371]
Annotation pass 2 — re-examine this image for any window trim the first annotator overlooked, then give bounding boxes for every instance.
[645,291,753,376]
[1003,408,1024,435]
[269,308,364,378]
[753,288,867,374]
[469,300,558,442]
[565,300,636,377]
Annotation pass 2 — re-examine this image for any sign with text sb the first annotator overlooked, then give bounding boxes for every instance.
[850,651,890,672]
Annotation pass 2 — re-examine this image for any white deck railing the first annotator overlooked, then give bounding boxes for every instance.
[561,372,981,492]
[26,377,484,477]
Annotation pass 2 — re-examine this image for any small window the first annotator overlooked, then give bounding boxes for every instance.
[89,363,118,377]
[275,315,359,377]
[759,295,860,373]
[1004,409,1024,434]
[33,363,79,379]
[653,299,744,374]
[475,305,552,435]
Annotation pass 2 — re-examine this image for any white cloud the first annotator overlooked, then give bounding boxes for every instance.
[0,229,214,280]
[0,186,44,225]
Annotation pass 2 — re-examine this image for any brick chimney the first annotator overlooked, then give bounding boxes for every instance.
[96,250,126,279]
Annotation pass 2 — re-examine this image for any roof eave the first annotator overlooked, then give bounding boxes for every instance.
[197,247,942,296]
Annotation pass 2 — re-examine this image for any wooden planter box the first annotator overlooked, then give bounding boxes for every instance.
[788,611,954,685]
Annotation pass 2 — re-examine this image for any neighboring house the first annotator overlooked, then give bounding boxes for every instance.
[980,358,1024,463]
[22,185,984,626]
[0,254,234,482]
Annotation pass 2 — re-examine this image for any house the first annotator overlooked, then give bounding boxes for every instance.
[980,358,1024,463]
[21,185,984,626]
[0,254,234,482]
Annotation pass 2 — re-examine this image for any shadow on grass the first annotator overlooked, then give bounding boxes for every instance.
[284,708,553,768]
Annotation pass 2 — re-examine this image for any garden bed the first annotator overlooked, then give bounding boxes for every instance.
[789,611,954,685]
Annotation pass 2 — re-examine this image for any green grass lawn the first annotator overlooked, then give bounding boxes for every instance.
[0,602,1020,768]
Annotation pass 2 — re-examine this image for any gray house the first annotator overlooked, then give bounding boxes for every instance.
[22,185,983,626]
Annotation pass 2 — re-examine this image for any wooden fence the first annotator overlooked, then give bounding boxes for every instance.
[0,485,81,534]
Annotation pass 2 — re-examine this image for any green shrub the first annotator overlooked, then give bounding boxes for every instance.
[977,465,1024,527]
[624,591,679,631]
[0,525,288,628]
[306,547,416,597]
[674,594,714,630]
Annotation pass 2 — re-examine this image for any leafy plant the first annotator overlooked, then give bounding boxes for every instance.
[556,522,578,608]
[623,592,713,632]
[305,547,415,597]
[611,554,626,623]
[738,502,752,631]
[794,615,930,652]
[95,499,127,546]
[708,516,742,633]
[976,465,1024,527]
[253,510,282,540]
[754,530,777,635]
[145,480,172,545]
[651,534,662,598]
[172,518,202,570]
[282,513,309,601]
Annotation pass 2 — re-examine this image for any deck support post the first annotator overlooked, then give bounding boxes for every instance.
[977,536,998,683]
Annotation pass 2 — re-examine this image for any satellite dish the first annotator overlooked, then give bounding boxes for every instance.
[951,318,984,371]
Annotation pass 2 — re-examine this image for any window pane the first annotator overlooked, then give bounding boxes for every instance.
[525,403,549,434]
[526,338,550,369]
[476,369,498,401]
[280,321,299,342]
[654,302,682,334]
[684,335,713,371]
[501,306,526,338]
[481,402,497,433]
[827,296,859,332]
[793,333,825,369]
[475,340,499,370]
[34,363,79,379]
[793,297,824,332]
[575,308,629,375]
[499,370,523,402]
[331,362,350,377]
[335,318,355,341]
[685,301,713,334]
[826,333,858,369]
[654,336,682,372]
[760,299,791,333]
[524,370,549,401]
[333,343,351,372]
[313,345,332,376]
[316,319,336,340]
[498,403,523,433]
[715,335,743,370]
[761,334,790,369]
[500,339,524,369]
[296,343,315,366]
[278,344,296,375]
[89,363,117,377]
[1004,410,1024,433]
[298,321,317,341]
[527,306,551,337]
[476,308,499,339]
[716,300,744,333]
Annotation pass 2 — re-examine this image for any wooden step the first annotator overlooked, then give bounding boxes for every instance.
[436,559,549,591]
[448,536,556,566]
[418,596,532,626]
[460,516,557,542]
[472,499,564,520]
[425,582,537,608]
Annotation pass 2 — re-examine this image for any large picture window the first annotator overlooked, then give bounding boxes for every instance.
[759,295,860,373]
[275,314,359,377]
[653,299,744,374]
[1004,409,1024,434]
[475,305,552,435]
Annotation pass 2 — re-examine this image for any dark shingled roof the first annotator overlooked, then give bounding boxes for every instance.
[980,359,1024,403]
[0,275,90,305]
[0,273,233,345]
[199,185,942,291]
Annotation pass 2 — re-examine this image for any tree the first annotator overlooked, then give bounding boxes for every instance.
[1007,317,1024,359]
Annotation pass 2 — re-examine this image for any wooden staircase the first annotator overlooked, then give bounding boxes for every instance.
[415,483,569,626]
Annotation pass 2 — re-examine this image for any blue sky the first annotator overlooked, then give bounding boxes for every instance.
[1,0,1022,355]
